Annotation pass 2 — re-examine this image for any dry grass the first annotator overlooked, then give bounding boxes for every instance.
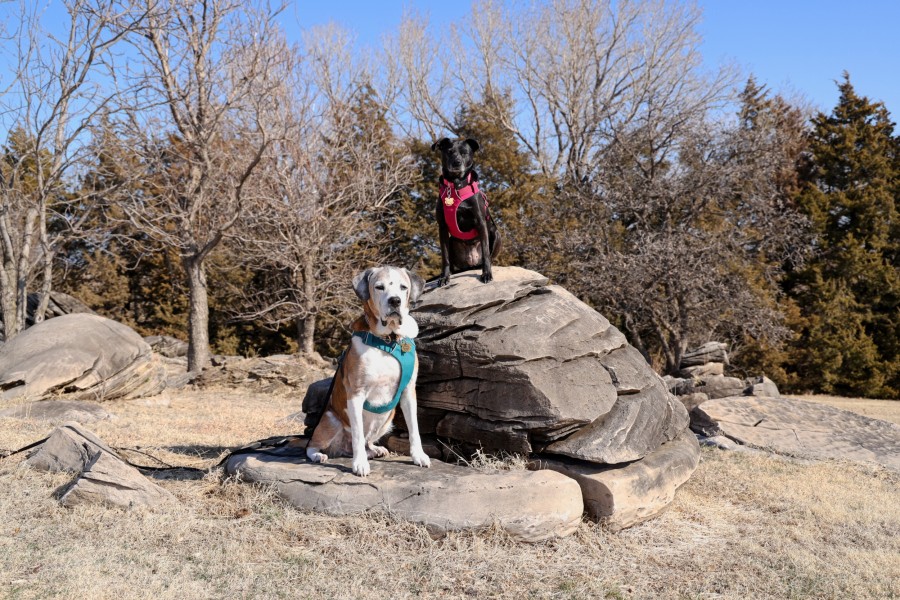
[2,388,899,600]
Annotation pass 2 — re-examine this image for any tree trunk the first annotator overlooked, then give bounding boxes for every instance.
[183,254,211,372]
[295,256,316,354]
[32,209,54,325]
[0,265,16,341]
[296,314,316,354]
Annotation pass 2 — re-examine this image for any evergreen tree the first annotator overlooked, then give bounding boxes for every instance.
[787,75,900,398]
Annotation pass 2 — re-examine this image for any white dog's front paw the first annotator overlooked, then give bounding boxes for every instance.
[411,450,431,468]
[353,457,371,477]
[367,444,389,459]
[308,451,328,463]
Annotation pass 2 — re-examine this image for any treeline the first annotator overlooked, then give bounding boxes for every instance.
[0,1,897,397]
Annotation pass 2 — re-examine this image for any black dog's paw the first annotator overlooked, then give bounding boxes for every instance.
[479,271,493,284]
[437,275,451,287]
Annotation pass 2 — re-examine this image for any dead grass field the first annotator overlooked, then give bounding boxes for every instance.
[1,389,899,600]
[797,393,900,425]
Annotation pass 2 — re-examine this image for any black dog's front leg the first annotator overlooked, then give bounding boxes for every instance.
[474,194,493,284]
[437,211,453,287]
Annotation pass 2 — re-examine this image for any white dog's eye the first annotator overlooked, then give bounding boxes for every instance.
[400,284,408,291]
[375,284,385,291]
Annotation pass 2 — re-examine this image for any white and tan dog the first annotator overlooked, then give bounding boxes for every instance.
[306,266,431,477]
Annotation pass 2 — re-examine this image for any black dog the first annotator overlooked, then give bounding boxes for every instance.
[432,137,502,286]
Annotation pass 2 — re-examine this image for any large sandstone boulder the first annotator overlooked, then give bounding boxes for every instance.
[692,396,900,472]
[0,313,167,404]
[224,440,583,542]
[411,268,688,464]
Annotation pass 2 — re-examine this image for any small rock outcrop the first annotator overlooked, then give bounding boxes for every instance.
[144,335,189,358]
[194,354,331,395]
[26,423,174,508]
[691,396,900,472]
[25,422,118,472]
[58,450,174,508]
[224,440,583,542]
[0,313,167,404]
[670,342,781,414]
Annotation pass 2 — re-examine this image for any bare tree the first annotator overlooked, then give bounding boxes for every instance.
[114,0,289,370]
[0,0,136,340]
[571,84,809,373]
[234,26,413,353]
[384,0,734,180]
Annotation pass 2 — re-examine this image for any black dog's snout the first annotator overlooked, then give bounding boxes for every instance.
[388,296,402,308]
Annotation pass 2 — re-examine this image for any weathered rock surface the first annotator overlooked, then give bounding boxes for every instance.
[692,396,900,471]
[678,362,724,378]
[412,267,688,464]
[25,422,118,472]
[0,400,112,424]
[744,375,780,398]
[681,375,745,400]
[224,442,584,542]
[678,392,709,413]
[533,430,699,530]
[58,450,174,508]
[194,354,331,395]
[680,342,729,367]
[0,313,167,404]
[144,335,189,358]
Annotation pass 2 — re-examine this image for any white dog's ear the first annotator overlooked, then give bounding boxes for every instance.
[405,269,426,305]
[352,268,375,301]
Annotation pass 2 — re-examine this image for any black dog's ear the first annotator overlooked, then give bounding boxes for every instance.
[464,138,479,152]
[431,138,451,152]
[352,268,375,301]
[405,269,426,305]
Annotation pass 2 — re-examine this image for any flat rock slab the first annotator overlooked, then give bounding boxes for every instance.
[224,443,584,542]
[693,396,900,471]
[533,430,699,531]
[0,400,112,424]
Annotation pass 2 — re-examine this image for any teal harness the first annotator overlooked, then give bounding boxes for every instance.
[350,331,416,414]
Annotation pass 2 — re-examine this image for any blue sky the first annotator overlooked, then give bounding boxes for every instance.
[282,0,900,116]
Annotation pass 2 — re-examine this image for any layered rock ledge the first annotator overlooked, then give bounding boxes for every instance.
[224,441,584,542]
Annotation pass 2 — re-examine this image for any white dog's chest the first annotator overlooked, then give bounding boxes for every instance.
[352,338,406,408]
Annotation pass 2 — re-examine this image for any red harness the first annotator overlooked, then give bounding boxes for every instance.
[439,174,488,241]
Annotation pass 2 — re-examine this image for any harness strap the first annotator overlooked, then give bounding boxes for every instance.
[352,331,416,414]
[440,174,489,241]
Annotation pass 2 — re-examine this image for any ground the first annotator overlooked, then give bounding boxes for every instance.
[1,390,898,600]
